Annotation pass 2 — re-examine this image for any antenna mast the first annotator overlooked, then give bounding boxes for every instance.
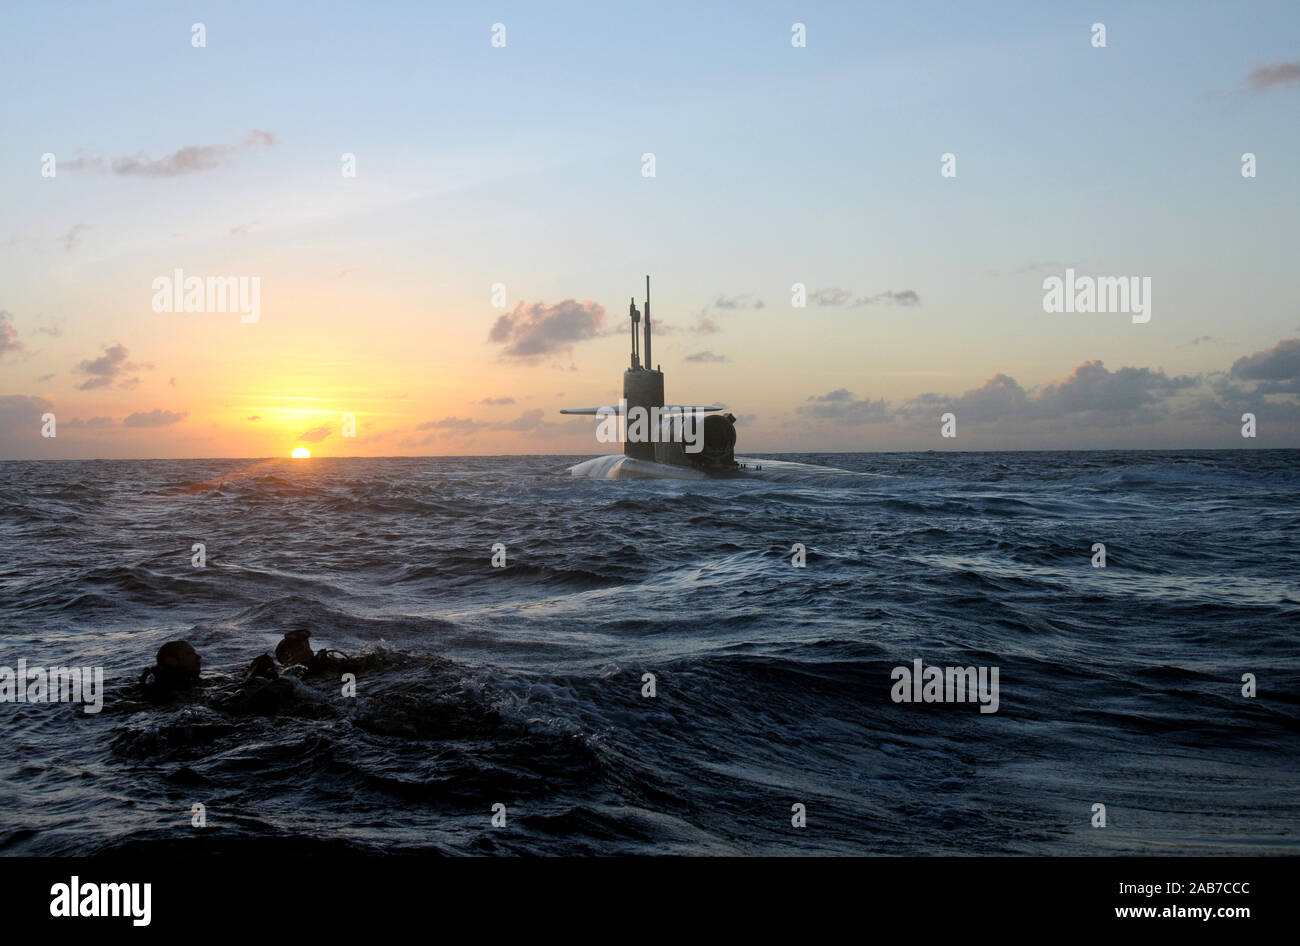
[629,296,640,369]
[644,275,653,370]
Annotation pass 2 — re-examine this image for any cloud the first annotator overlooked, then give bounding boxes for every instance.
[1014,261,1062,275]
[810,288,852,307]
[72,343,151,390]
[488,299,607,361]
[799,389,892,424]
[1246,62,1300,90]
[478,396,516,405]
[800,359,1207,430]
[297,425,333,442]
[0,311,23,358]
[1199,373,1256,409]
[713,294,765,310]
[493,408,544,432]
[0,394,54,439]
[63,130,277,178]
[416,409,546,436]
[904,361,1198,423]
[685,350,729,363]
[810,287,920,307]
[854,289,920,306]
[901,373,1028,422]
[57,224,90,253]
[123,409,186,428]
[675,292,767,335]
[1230,338,1300,381]
[417,417,481,432]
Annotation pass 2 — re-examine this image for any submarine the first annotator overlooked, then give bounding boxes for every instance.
[562,277,744,480]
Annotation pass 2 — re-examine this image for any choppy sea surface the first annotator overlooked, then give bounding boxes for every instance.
[0,451,1296,856]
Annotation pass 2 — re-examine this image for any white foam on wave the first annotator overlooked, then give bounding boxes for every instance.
[566,454,879,481]
[567,455,710,480]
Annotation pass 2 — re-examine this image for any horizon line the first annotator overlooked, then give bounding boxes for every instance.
[3,446,1297,463]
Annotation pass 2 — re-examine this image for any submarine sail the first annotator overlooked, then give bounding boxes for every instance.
[561,277,740,478]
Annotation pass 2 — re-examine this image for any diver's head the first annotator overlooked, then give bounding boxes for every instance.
[155,640,201,684]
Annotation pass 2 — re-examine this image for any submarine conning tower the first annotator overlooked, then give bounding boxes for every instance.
[623,275,664,461]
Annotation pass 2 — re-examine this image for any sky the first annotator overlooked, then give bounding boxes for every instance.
[1,0,1298,459]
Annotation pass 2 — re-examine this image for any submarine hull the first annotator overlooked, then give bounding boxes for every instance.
[569,455,720,480]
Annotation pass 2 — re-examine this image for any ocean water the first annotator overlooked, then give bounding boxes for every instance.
[0,451,1296,856]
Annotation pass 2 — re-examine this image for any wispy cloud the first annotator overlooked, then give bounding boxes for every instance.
[854,289,920,306]
[123,409,186,428]
[494,408,544,431]
[0,311,23,358]
[810,287,852,307]
[713,294,765,310]
[297,425,333,442]
[417,417,480,432]
[809,287,921,307]
[798,389,891,423]
[57,224,90,253]
[64,416,117,429]
[416,409,546,436]
[1013,261,1062,275]
[63,130,277,178]
[1246,61,1300,90]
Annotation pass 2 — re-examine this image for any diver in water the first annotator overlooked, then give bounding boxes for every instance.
[274,628,314,666]
[273,628,361,676]
[219,629,362,714]
[137,640,203,701]
[130,631,362,714]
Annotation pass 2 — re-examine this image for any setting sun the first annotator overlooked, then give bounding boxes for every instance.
[291,447,311,459]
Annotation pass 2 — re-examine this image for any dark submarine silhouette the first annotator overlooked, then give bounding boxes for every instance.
[561,277,745,479]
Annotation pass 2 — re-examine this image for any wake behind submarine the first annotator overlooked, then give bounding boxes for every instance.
[562,277,748,480]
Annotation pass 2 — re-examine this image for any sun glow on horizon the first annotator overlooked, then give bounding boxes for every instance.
[291,447,311,459]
